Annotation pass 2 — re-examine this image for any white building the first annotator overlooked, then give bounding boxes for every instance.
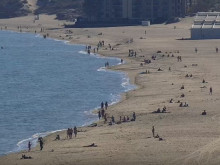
[191,12,220,39]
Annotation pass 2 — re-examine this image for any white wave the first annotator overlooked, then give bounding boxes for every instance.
[120,74,136,92]
[35,34,41,38]
[109,93,121,106]
[97,67,106,72]
[78,50,88,55]
[10,129,65,153]
[78,50,122,63]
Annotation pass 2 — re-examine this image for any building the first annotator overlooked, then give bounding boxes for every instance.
[82,0,186,25]
[185,0,198,14]
[191,12,220,39]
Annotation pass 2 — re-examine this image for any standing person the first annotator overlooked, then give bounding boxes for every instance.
[210,87,213,95]
[101,109,105,118]
[98,111,101,120]
[133,112,136,121]
[195,47,198,53]
[101,102,104,109]
[28,141,31,152]
[74,126,77,137]
[105,101,108,110]
[152,126,155,137]
[216,47,218,53]
[39,137,43,150]
[104,114,107,123]
[111,116,115,124]
[67,128,70,139]
[70,128,73,139]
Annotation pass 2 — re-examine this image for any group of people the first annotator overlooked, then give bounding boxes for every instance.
[105,62,109,67]
[27,127,78,152]
[128,49,137,57]
[152,106,167,113]
[98,109,107,121]
[185,74,193,78]
[101,101,108,110]
[109,112,136,125]
[179,102,189,107]
[177,56,182,62]
[86,45,92,54]
[98,102,109,122]
[67,126,78,139]
[152,126,163,141]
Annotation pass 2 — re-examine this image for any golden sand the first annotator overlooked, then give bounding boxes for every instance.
[0,14,220,165]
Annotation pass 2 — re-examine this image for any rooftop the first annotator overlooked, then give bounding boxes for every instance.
[192,12,220,29]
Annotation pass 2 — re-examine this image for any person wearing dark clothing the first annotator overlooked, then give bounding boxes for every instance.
[28,141,31,152]
[209,87,213,95]
[105,102,108,110]
[98,111,101,119]
[152,126,155,137]
[101,102,104,109]
[101,109,105,118]
[202,110,207,115]
[38,137,43,150]
[132,112,136,121]
[111,116,115,124]
[74,126,77,137]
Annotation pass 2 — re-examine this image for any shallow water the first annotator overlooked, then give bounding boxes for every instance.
[0,31,135,155]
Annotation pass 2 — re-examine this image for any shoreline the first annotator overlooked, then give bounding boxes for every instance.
[0,30,136,156]
[1,14,220,165]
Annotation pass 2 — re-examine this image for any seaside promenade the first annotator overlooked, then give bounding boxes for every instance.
[0,14,220,165]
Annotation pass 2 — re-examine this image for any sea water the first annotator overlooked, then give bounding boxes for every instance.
[0,31,135,155]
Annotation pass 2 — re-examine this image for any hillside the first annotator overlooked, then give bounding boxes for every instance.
[35,0,83,21]
[0,0,29,18]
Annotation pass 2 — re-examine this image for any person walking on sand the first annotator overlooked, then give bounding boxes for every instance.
[152,126,155,137]
[28,141,31,152]
[74,126,77,137]
[216,47,218,53]
[209,87,213,95]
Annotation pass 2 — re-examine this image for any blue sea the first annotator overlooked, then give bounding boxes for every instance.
[0,31,135,155]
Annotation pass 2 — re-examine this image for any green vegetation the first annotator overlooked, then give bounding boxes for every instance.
[0,0,28,18]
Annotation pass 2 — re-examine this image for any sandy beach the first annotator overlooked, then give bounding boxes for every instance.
[1,11,220,165]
